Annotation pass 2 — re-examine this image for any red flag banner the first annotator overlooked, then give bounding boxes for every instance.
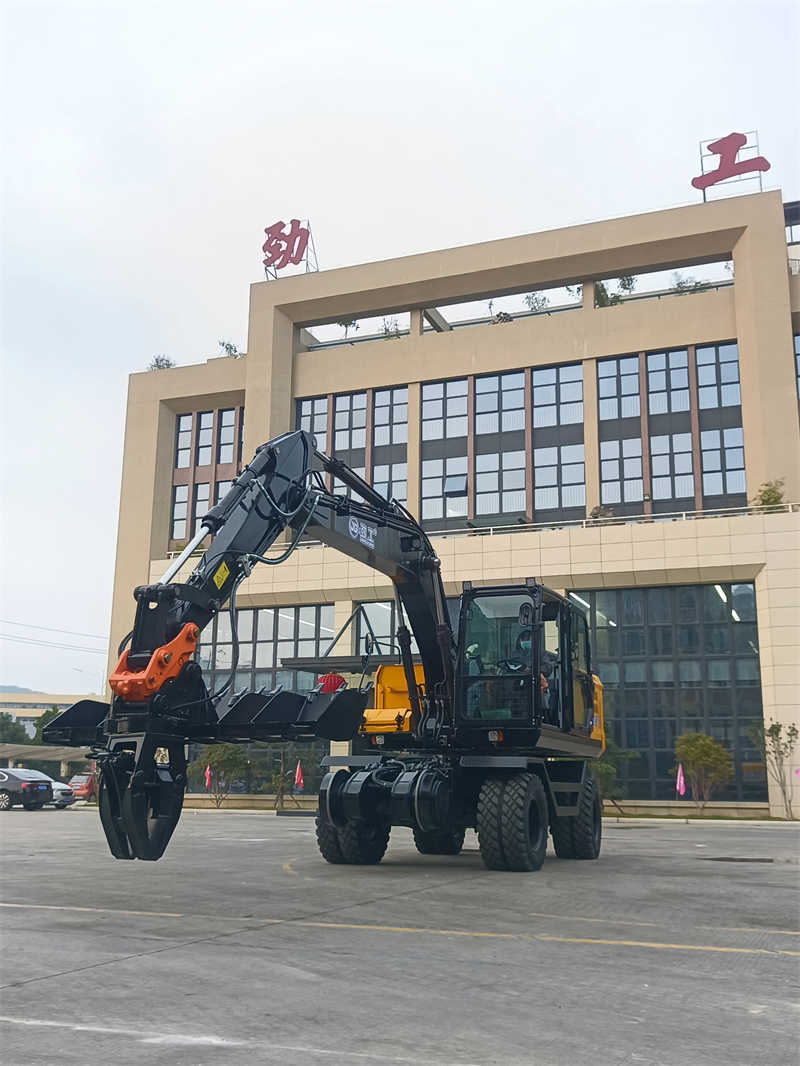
[204,764,212,790]
[676,763,686,797]
[294,760,304,791]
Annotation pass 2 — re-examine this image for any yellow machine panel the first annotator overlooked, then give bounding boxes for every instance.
[360,664,425,734]
[590,674,605,751]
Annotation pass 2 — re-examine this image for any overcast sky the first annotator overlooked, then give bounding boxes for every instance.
[1,0,798,693]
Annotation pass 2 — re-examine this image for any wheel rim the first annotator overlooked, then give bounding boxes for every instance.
[0,793,9,810]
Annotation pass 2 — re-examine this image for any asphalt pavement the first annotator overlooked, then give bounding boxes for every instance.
[1,808,798,1066]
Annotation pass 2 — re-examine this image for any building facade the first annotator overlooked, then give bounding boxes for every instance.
[109,191,800,813]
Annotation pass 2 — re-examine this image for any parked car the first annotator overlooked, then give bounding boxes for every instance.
[41,776,76,809]
[0,768,54,810]
[68,772,96,801]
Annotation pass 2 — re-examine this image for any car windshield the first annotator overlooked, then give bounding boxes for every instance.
[70,775,91,783]
[11,770,48,781]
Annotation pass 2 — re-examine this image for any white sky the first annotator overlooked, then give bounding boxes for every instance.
[1,0,798,693]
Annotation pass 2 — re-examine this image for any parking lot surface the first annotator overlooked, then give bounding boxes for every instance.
[1,809,798,1066]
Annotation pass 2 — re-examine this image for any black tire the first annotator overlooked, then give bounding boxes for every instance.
[477,778,508,870]
[551,775,602,860]
[572,776,602,860]
[336,818,390,865]
[0,791,11,811]
[413,825,465,855]
[500,773,548,872]
[315,816,346,864]
[23,802,44,811]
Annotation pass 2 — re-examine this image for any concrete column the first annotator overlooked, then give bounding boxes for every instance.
[732,202,800,502]
[244,296,295,459]
[409,309,424,336]
[406,382,422,519]
[582,280,595,311]
[582,359,600,514]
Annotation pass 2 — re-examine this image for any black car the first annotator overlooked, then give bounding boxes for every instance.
[0,769,54,810]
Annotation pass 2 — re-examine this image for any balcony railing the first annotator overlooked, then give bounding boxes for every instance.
[165,502,798,560]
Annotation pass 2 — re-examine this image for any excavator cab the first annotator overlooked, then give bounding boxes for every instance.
[453,583,602,751]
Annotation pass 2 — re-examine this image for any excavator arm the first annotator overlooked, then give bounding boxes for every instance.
[44,430,454,860]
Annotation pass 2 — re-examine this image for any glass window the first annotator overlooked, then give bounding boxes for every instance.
[297,396,328,452]
[647,349,689,415]
[475,450,526,515]
[217,409,236,464]
[333,392,367,453]
[196,411,213,466]
[700,425,746,498]
[421,455,468,522]
[373,386,408,447]
[422,379,468,440]
[534,444,585,512]
[600,437,643,505]
[372,461,407,504]
[597,356,640,421]
[215,480,233,503]
[171,484,188,540]
[474,371,526,435]
[695,342,741,410]
[650,433,694,501]
[795,334,800,398]
[193,483,210,533]
[175,414,192,468]
[532,363,583,426]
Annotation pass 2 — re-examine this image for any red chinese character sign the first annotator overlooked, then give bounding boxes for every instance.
[262,218,318,279]
[692,131,770,201]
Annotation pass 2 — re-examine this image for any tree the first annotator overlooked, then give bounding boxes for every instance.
[336,317,359,339]
[524,291,550,313]
[0,712,30,744]
[671,271,710,294]
[218,340,240,358]
[148,354,175,370]
[381,316,401,337]
[34,707,62,744]
[189,743,249,809]
[674,732,733,811]
[593,737,633,805]
[751,478,785,508]
[749,719,799,820]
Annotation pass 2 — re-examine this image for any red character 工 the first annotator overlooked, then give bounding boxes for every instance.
[262,219,310,271]
[692,132,770,192]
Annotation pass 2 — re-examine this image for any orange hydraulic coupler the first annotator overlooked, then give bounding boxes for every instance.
[109,623,200,702]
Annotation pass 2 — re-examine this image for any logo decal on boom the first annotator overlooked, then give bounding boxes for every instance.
[348,516,376,550]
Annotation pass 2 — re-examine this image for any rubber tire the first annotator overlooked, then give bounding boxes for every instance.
[477,778,508,870]
[500,773,548,872]
[315,816,346,864]
[413,825,466,855]
[551,776,602,860]
[23,802,44,811]
[336,818,390,865]
[0,791,11,811]
[572,776,602,860]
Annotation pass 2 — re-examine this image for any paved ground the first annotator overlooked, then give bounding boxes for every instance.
[1,809,798,1066]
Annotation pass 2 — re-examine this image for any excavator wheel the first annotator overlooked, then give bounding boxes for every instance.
[412,825,465,856]
[315,816,346,864]
[551,775,602,860]
[336,818,391,865]
[477,774,548,872]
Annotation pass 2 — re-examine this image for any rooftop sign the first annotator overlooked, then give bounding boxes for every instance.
[262,219,318,280]
[692,131,770,201]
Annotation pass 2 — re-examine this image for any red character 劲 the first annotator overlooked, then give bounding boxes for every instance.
[692,132,770,192]
[262,219,310,271]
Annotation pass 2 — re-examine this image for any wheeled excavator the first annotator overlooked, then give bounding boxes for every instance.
[45,428,606,871]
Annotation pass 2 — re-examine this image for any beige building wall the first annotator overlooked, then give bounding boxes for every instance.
[112,190,800,815]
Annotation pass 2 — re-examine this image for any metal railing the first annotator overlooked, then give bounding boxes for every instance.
[165,502,798,560]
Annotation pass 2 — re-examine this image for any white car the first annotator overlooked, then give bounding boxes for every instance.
[41,775,76,808]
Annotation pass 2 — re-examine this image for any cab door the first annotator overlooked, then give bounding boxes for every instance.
[568,609,594,735]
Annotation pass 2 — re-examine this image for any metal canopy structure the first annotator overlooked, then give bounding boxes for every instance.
[0,743,91,764]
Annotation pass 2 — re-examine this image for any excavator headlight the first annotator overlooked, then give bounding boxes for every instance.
[487,730,504,743]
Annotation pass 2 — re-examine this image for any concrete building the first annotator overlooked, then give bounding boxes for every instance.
[109,190,800,815]
[0,693,95,739]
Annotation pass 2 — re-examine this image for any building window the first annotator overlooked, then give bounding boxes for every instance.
[215,480,233,503]
[297,396,328,452]
[422,379,468,440]
[794,334,800,397]
[532,364,583,427]
[421,456,468,522]
[171,485,188,539]
[195,412,214,466]
[193,483,210,532]
[533,444,585,511]
[217,409,236,464]
[696,342,741,409]
[373,387,408,446]
[647,349,689,415]
[650,433,693,502]
[373,462,407,504]
[175,414,192,468]
[597,356,640,421]
[474,372,525,435]
[196,604,336,697]
[475,451,526,515]
[354,601,419,656]
[334,392,367,452]
[600,438,644,505]
[571,583,764,801]
[700,428,745,497]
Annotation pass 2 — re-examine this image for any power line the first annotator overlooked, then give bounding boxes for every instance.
[0,634,108,655]
[0,619,106,641]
